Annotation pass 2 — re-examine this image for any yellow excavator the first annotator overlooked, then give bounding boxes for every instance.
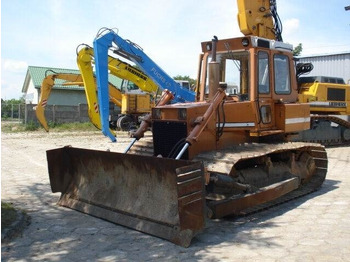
[238,1,350,145]
[35,46,159,132]
[35,71,120,132]
[76,45,159,131]
[296,75,350,145]
[47,0,328,247]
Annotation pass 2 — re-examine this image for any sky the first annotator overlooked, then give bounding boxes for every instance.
[1,0,350,100]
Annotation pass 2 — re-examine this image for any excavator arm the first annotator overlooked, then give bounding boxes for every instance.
[35,73,84,132]
[93,28,196,141]
[37,46,160,133]
[78,45,159,96]
[35,71,121,132]
[77,46,160,138]
[76,47,121,135]
[107,56,158,95]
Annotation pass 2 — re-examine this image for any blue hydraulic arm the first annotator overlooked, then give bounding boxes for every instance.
[93,28,196,142]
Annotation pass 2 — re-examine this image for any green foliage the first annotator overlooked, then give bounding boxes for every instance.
[1,121,98,133]
[24,121,39,131]
[1,98,25,119]
[50,122,97,132]
[1,97,24,105]
[1,202,18,229]
[293,43,303,56]
[173,75,196,87]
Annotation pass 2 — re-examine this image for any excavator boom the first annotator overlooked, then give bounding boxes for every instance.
[237,0,282,41]
[93,29,196,141]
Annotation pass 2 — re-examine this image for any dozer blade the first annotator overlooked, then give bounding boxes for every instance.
[47,146,205,247]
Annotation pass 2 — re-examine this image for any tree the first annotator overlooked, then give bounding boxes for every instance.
[1,97,25,119]
[173,75,196,87]
[293,43,303,56]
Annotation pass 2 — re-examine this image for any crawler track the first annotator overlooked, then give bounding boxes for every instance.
[295,115,350,146]
[195,142,327,218]
[240,145,327,216]
[129,140,328,218]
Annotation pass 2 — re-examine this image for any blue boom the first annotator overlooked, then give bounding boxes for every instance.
[93,29,196,142]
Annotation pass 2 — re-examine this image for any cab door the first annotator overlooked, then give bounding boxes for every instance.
[256,50,275,130]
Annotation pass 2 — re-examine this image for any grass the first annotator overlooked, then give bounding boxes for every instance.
[1,202,18,230]
[47,122,98,132]
[1,121,99,133]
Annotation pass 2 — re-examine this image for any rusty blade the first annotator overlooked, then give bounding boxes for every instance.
[46,146,205,247]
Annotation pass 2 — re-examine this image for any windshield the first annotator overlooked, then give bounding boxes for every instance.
[207,51,249,99]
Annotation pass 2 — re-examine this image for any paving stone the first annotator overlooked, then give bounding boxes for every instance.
[2,132,350,261]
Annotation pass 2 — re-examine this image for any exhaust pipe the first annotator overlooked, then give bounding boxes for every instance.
[208,36,220,100]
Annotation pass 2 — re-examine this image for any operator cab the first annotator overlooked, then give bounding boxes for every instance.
[197,36,297,103]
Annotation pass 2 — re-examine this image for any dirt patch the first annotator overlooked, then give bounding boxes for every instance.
[1,202,31,243]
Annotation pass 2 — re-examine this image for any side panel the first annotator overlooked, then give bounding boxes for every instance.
[275,103,310,132]
[121,94,152,114]
[299,82,350,115]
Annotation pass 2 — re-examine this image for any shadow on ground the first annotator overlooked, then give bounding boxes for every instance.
[1,177,340,262]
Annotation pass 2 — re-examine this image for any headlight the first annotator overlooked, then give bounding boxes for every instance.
[242,37,249,47]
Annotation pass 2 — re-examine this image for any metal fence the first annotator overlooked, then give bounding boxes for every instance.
[1,103,90,125]
[1,103,25,121]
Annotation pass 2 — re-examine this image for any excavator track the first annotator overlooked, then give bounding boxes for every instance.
[294,115,350,146]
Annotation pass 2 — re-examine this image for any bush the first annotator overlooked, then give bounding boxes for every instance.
[24,121,39,131]
[1,121,98,133]
[50,122,97,132]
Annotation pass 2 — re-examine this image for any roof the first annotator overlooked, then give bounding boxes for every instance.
[297,51,350,59]
[298,76,345,84]
[22,66,123,93]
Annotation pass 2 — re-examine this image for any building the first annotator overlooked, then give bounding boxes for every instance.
[22,66,85,106]
[22,66,122,106]
[297,52,350,84]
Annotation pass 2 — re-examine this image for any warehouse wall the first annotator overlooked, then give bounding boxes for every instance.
[298,52,350,84]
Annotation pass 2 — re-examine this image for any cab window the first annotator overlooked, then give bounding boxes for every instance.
[258,51,270,94]
[274,54,291,94]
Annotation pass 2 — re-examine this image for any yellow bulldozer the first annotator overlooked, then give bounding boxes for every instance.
[46,0,328,247]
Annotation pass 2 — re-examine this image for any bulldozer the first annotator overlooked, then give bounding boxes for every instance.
[46,0,328,247]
